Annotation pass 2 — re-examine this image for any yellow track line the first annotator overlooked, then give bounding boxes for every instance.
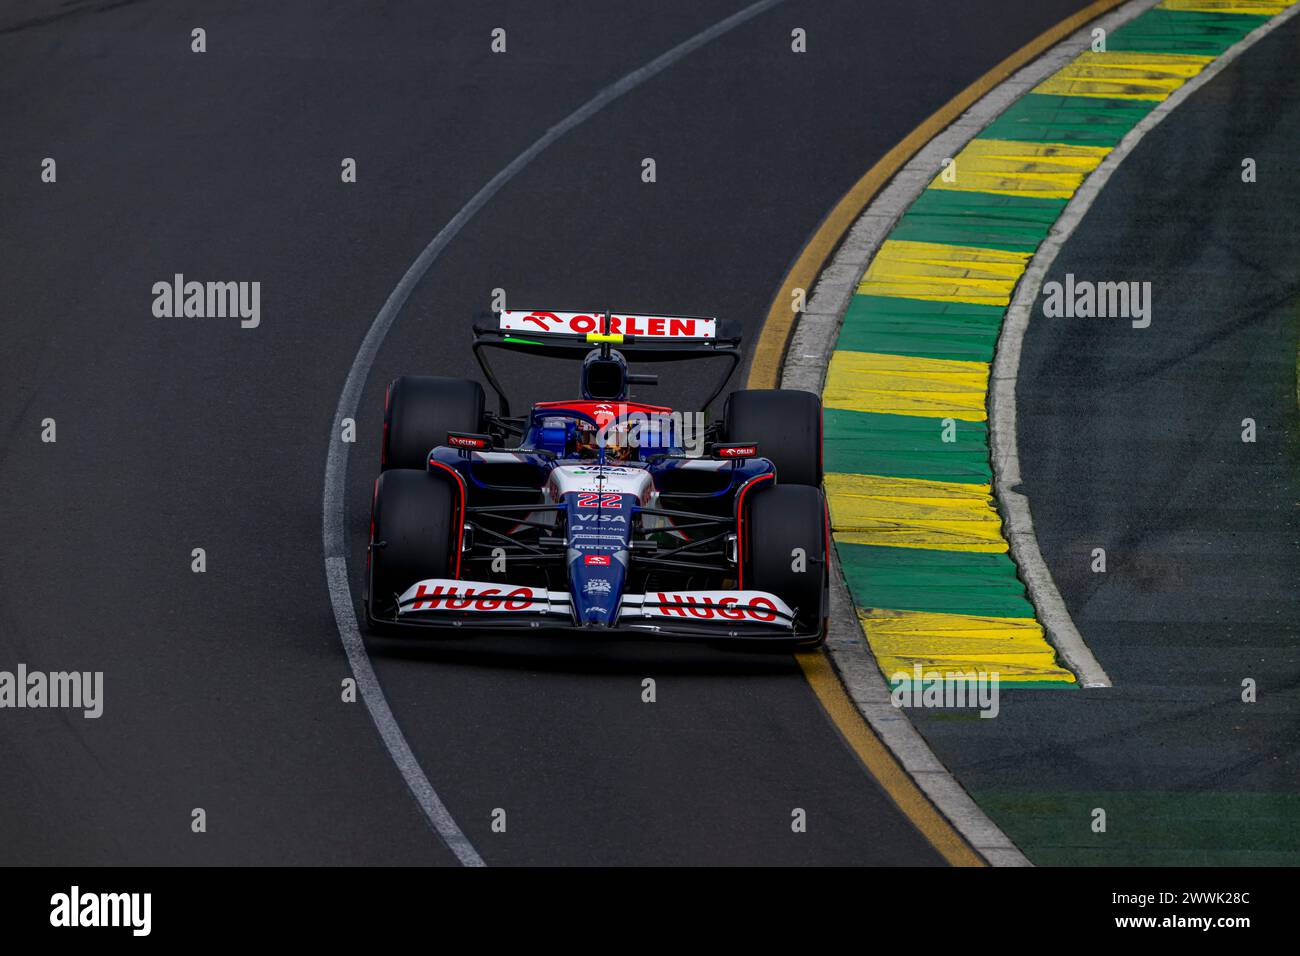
[796,651,985,866]
[750,0,1132,867]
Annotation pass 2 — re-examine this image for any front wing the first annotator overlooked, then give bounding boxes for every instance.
[376,578,806,642]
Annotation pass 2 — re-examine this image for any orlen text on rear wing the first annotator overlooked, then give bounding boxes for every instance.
[471,309,743,414]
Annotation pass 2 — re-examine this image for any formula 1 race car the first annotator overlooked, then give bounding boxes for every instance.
[364,309,828,648]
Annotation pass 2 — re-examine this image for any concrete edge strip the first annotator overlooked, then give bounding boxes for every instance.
[321,0,790,868]
[991,0,1300,688]
[780,0,1163,867]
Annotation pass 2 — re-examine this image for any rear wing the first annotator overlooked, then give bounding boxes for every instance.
[472,309,743,414]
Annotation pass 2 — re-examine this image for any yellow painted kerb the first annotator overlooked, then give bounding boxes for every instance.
[1032,51,1215,101]
[857,239,1033,305]
[1158,0,1292,13]
[825,472,1008,552]
[928,139,1111,199]
[861,609,1078,683]
[824,350,991,422]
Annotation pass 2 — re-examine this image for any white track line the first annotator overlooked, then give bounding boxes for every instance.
[780,0,1161,865]
[321,0,788,868]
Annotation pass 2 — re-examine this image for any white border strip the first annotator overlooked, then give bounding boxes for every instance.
[780,0,1161,867]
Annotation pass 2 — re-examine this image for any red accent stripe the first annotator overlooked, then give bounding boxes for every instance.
[734,472,775,589]
[427,460,467,579]
[532,400,673,415]
[381,382,392,467]
[366,478,379,575]
[818,400,824,479]
[822,493,831,557]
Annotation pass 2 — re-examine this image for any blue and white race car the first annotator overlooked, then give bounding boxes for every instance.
[364,309,828,647]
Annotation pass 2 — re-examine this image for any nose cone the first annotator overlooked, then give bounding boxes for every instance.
[556,468,646,628]
[572,558,625,626]
[581,594,616,626]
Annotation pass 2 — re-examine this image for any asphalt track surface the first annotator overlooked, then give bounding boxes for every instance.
[0,0,1096,865]
[912,12,1300,865]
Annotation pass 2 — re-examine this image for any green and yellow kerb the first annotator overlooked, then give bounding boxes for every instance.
[824,0,1290,688]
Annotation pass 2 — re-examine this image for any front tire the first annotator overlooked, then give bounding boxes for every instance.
[366,469,457,628]
[724,389,822,486]
[382,375,485,471]
[743,484,828,645]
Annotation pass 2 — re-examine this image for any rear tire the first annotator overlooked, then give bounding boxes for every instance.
[743,484,828,645]
[724,389,822,486]
[383,376,485,471]
[366,469,457,628]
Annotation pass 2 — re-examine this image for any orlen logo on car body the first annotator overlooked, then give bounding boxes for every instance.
[446,433,491,450]
[713,444,757,459]
[583,554,611,566]
[651,592,779,621]
[401,582,539,612]
[499,311,716,339]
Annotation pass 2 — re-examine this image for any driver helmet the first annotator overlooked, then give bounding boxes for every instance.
[575,415,634,461]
